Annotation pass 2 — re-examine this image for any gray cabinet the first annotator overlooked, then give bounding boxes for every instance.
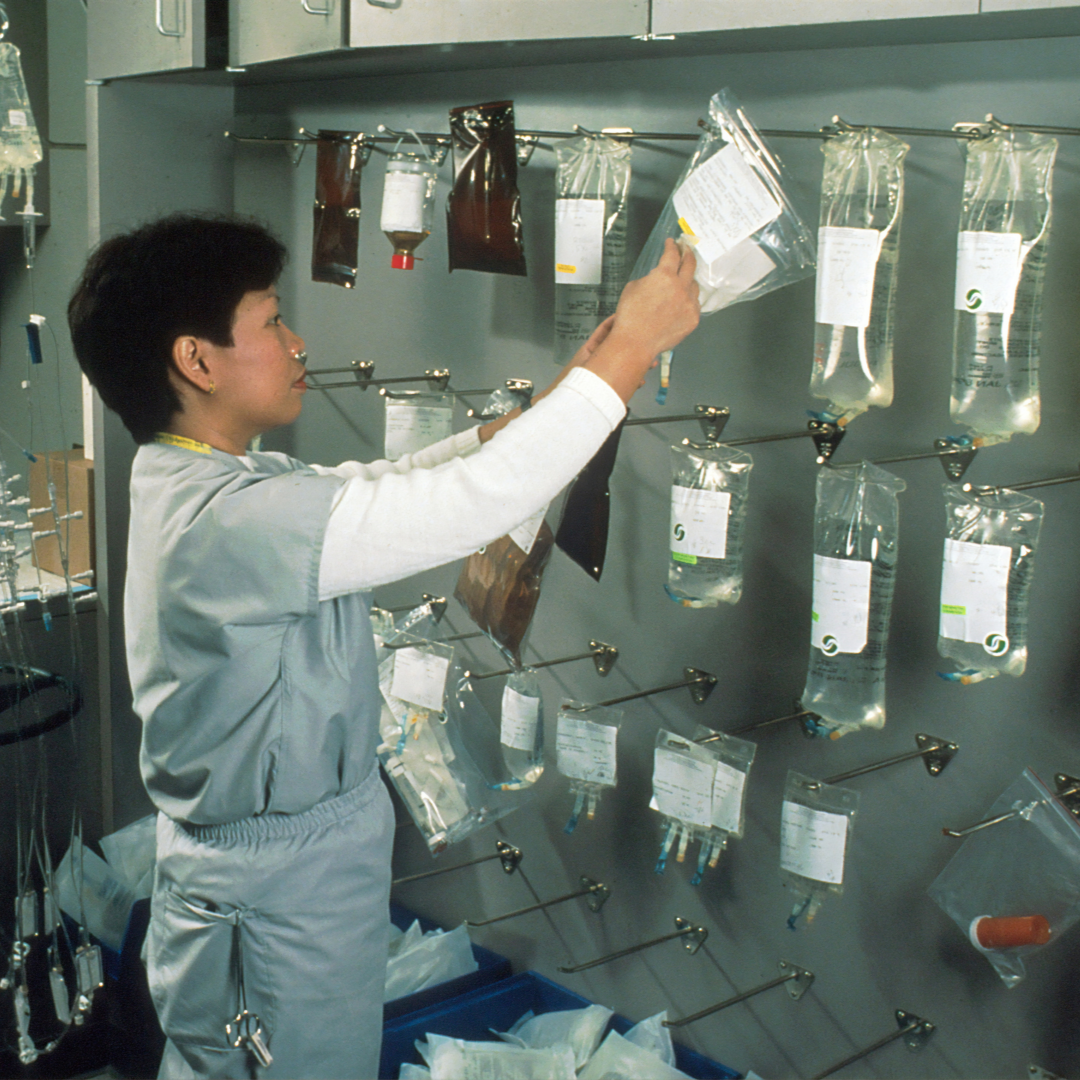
[88,0,209,80]
[229,0,346,68]
[981,0,1080,10]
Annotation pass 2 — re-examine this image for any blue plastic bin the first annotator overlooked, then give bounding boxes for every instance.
[385,901,512,1020]
[379,969,741,1079]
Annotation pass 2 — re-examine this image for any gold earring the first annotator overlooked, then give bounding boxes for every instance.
[208,381,215,395]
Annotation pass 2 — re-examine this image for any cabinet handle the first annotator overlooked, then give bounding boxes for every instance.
[366,0,402,7]
[155,0,184,37]
[301,0,335,13]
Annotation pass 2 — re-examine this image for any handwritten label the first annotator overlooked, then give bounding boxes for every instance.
[500,686,541,752]
[384,402,453,461]
[556,715,618,786]
[939,538,1011,652]
[650,745,715,829]
[780,801,848,884]
[811,554,873,656]
[671,485,730,564]
[711,759,748,834]
[555,199,605,285]
[815,226,882,329]
[954,231,1022,316]
[390,648,450,712]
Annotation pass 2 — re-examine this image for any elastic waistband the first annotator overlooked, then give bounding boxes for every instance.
[177,766,383,843]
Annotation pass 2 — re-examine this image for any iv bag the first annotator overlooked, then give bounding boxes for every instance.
[950,128,1057,445]
[556,703,622,833]
[447,100,526,276]
[801,462,905,737]
[381,145,438,270]
[928,768,1080,987]
[553,134,632,364]
[811,127,909,426]
[312,131,364,288]
[937,483,1044,684]
[780,770,859,928]
[497,667,544,789]
[666,440,753,608]
[383,391,454,461]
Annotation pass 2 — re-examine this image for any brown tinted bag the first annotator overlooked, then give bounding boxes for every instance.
[312,130,364,288]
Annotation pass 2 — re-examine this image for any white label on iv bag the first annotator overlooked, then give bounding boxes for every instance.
[384,403,453,462]
[954,231,1022,316]
[500,686,540,752]
[650,745,715,830]
[390,647,450,712]
[711,759,748,835]
[670,485,730,563]
[555,199,605,285]
[508,503,550,556]
[811,554,873,656]
[672,142,781,266]
[780,801,848,885]
[939,537,1011,652]
[7,109,27,128]
[815,226,882,329]
[381,170,429,233]
[556,715,618,786]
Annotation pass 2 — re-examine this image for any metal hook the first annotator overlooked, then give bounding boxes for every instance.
[713,419,845,462]
[942,774,1080,837]
[809,733,959,788]
[697,701,820,742]
[375,593,447,622]
[557,916,707,974]
[832,438,980,481]
[964,466,1080,496]
[563,667,717,712]
[464,640,618,682]
[625,405,730,445]
[810,1010,935,1080]
[392,840,522,886]
[466,875,609,927]
[665,960,814,1028]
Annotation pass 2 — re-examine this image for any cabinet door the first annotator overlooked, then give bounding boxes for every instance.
[653,0,978,35]
[88,0,207,80]
[349,0,646,48]
[230,0,346,66]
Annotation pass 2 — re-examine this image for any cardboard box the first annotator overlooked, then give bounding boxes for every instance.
[29,449,94,580]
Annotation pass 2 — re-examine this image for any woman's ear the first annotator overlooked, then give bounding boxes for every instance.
[170,335,214,395]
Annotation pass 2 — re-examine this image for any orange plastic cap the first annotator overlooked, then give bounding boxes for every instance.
[970,914,1052,950]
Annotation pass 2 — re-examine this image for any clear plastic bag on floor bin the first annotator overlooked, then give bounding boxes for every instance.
[937,483,1044,684]
[384,391,454,461]
[928,768,1080,987]
[779,770,859,929]
[499,1004,613,1070]
[579,1029,693,1080]
[666,440,753,607]
[950,128,1057,445]
[556,704,622,833]
[811,127,909,425]
[553,134,632,364]
[426,1035,576,1080]
[801,462,905,737]
[384,922,478,1002]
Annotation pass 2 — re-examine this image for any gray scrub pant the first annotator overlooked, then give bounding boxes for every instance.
[148,768,394,1079]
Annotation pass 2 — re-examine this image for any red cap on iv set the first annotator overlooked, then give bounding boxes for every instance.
[391,252,415,270]
[969,914,1052,950]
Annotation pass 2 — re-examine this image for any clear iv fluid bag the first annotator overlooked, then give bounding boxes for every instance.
[499,667,544,787]
[811,127,908,425]
[0,42,41,173]
[381,150,438,270]
[950,130,1057,444]
[801,462,905,736]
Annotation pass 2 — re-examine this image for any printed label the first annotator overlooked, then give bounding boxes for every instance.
[670,485,730,563]
[554,199,606,285]
[954,231,1022,316]
[556,715,618,786]
[390,647,450,712]
[939,537,1011,653]
[815,226,882,329]
[384,403,453,462]
[380,170,429,233]
[649,745,715,830]
[811,554,873,655]
[711,759,748,834]
[780,801,848,884]
[673,142,781,266]
[7,109,27,128]
[508,503,550,556]
[500,686,541,752]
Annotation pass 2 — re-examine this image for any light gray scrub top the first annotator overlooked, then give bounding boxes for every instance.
[125,438,381,826]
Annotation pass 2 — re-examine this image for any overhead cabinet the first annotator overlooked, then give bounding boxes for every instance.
[230,0,647,67]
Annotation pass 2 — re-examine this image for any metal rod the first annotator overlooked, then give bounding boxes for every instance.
[850,447,969,467]
[821,738,955,786]
[699,709,814,741]
[385,630,483,649]
[564,668,716,711]
[625,412,717,427]
[392,841,521,886]
[810,1015,933,1080]
[377,593,446,616]
[557,918,706,973]
[941,810,1019,839]
[968,470,1080,494]
[466,877,609,927]
[943,780,1080,837]
[665,972,795,1027]
[465,641,617,682]
[723,429,813,447]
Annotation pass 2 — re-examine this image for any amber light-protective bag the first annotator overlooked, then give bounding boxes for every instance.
[312,130,365,288]
[446,100,527,276]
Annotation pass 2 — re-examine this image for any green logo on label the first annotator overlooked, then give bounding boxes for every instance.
[820,635,839,656]
[984,632,1009,656]
[965,288,983,311]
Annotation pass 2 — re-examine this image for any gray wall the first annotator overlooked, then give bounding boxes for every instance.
[224,33,1080,1080]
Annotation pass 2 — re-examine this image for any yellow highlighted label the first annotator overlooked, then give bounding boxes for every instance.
[556,263,577,274]
[677,217,696,237]
[154,432,211,454]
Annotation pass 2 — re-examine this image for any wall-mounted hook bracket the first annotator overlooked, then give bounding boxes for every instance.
[378,593,447,622]
[782,959,816,1000]
[817,733,959,787]
[392,840,523,886]
[1029,1066,1064,1080]
[465,640,618,682]
[810,420,846,462]
[935,437,978,481]
[466,875,609,927]
[466,379,534,419]
[515,134,540,166]
[557,915,706,974]
[590,640,619,676]
[627,405,730,444]
[943,774,1080,838]
[810,1010,935,1080]
[565,667,716,712]
[664,959,814,1029]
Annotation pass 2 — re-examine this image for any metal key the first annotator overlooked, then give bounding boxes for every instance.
[227,1010,273,1069]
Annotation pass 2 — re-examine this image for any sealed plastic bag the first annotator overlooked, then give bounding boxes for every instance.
[0,41,42,220]
[553,134,632,363]
[666,440,753,607]
[383,391,454,461]
[938,483,1044,684]
[780,770,859,928]
[312,131,365,288]
[499,1004,613,1070]
[651,727,755,885]
[811,127,909,425]
[424,1035,576,1080]
[623,1012,677,1068]
[497,667,545,789]
[951,128,1057,445]
[579,1029,692,1080]
[556,704,622,833]
[447,100,526,276]
[384,921,477,1002]
[99,814,156,901]
[801,462,905,737]
[929,768,1080,987]
[630,88,816,399]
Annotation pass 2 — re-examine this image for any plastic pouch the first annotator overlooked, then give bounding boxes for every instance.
[666,440,753,607]
[630,89,815,400]
[801,462,905,737]
[623,1012,677,1068]
[556,704,622,833]
[499,1004,613,1070]
[312,130,364,288]
[384,922,478,1002]
[384,391,454,461]
[555,420,624,581]
[429,1037,576,1080]
[779,770,859,928]
[553,134,632,363]
[382,136,439,270]
[937,483,1044,684]
[0,41,42,219]
[928,768,1080,987]
[579,1029,693,1080]
[99,814,156,900]
[447,100,526,276]
[951,128,1057,445]
[811,127,909,425]
[496,667,545,789]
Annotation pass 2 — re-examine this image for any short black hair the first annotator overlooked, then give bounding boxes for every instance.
[68,213,288,444]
